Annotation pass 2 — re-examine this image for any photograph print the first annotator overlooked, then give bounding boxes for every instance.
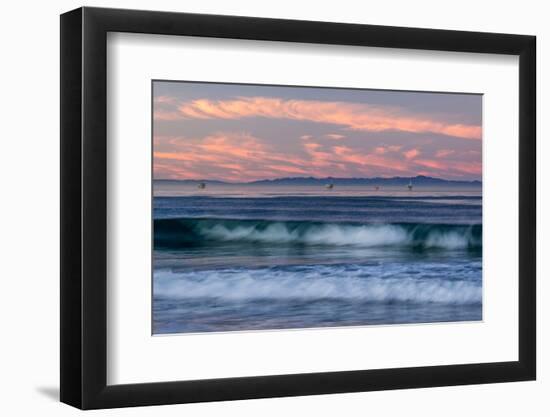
[152,81,482,335]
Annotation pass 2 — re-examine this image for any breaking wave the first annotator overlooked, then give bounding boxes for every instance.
[154,218,481,251]
[154,264,481,304]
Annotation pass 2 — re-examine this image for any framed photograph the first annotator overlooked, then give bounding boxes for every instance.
[60,7,536,409]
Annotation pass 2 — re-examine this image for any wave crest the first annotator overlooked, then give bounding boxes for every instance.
[154,265,481,304]
[154,218,481,250]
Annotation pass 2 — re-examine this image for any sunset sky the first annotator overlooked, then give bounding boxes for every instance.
[153,81,482,182]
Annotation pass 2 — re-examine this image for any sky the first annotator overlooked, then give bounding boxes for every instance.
[153,81,482,182]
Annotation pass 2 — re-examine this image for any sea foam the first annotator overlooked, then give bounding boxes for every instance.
[154,263,482,305]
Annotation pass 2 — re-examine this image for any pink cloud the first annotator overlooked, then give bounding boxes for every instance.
[374,145,402,154]
[154,95,178,105]
[447,161,482,175]
[414,159,481,176]
[153,127,481,181]
[264,164,309,175]
[302,142,334,168]
[154,132,321,181]
[332,146,409,173]
[154,131,424,181]
[325,133,346,140]
[414,159,444,170]
[160,96,481,140]
[435,149,455,158]
[388,145,403,152]
[403,149,420,159]
[154,109,183,121]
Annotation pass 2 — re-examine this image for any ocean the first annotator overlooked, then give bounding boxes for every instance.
[153,183,482,334]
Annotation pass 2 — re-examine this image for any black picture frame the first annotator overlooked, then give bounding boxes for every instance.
[60,6,536,410]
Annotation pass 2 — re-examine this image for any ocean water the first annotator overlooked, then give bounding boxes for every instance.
[153,184,482,334]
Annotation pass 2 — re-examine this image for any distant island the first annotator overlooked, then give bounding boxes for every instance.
[155,175,481,187]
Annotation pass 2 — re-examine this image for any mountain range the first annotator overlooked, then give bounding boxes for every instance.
[155,175,481,187]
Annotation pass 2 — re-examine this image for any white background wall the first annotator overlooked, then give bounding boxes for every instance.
[0,0,546,415]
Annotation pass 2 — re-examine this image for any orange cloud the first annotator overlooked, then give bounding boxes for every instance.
[160,96,481,140]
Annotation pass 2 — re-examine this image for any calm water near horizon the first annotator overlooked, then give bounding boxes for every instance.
[154,181,482,198]
[153,182,482,334]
